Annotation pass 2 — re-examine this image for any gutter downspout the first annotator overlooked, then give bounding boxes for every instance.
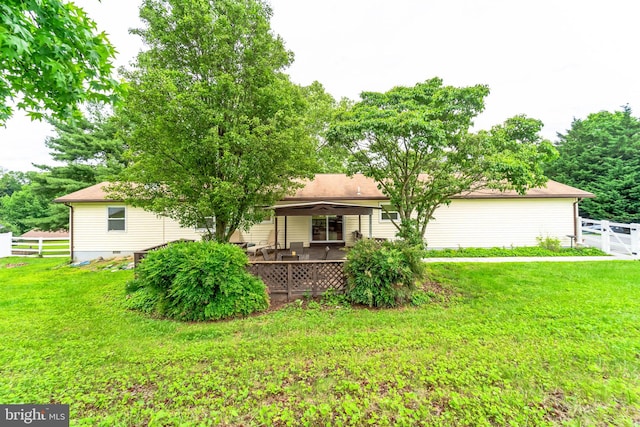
[65,203,74,261]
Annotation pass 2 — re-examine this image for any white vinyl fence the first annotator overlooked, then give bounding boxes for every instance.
[0,233,11,258]
[11,236,70,258]
[579,217,640,257]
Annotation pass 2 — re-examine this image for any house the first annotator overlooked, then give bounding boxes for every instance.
[54,174,594,261]
[20,229,69,239]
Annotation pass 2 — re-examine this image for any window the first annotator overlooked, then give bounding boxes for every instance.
[311,215,344,241]
[380,204,399,221]
[196,217,215,231]
[107,207,126,231]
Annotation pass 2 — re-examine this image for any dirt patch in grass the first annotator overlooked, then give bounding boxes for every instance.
[536,389,570,422]
[418,279,458,303]
[3,263,28,269]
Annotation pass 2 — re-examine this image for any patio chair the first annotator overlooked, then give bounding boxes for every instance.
[260,247,274,261]
[289,241,304,256]
[229,229,249,249]
[247,230,280,256]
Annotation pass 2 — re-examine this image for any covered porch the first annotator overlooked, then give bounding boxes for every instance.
[268,201,380,258]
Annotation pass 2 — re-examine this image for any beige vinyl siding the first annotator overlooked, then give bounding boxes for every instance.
[425,198,576,248]
[71,197,577,261]
[280,216,311,247]
[72,203,202,254]
[241,218,278,248]
[337,198,576,247]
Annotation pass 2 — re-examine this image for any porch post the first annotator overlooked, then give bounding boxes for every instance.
[275,216,279,259]
[369,212,373,238]
[284,216,288,250]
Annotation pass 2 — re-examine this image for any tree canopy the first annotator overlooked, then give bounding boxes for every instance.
[0,0,122,124]
[112,0,318,241]
[0,106,127,233]
[328,78,557,246]
[545,107,640,223]
[29,104,127,230]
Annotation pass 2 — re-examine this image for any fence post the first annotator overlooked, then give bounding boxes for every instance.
[0,232,11,258]
[576,216,583,244]
[38,238,44,256]
[630,223,640,258]
[287,264,292,302]
[601,220,611,254]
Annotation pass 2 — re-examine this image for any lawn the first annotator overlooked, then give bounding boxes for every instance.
[0,257,639,426]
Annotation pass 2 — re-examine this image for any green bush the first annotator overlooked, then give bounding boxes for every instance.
[423,246,607,257]
[343,239,426,308]
[125,241,269,321]
[536,235,562,252]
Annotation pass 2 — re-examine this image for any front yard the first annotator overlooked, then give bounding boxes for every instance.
[0,257,638,426]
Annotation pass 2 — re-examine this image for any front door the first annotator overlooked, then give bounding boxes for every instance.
[311,215,344,242]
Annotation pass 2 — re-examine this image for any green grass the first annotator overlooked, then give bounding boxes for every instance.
[424,246,607,257]
[1,257,639,426]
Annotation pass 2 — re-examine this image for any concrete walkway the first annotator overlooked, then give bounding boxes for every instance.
[423,254,638,263]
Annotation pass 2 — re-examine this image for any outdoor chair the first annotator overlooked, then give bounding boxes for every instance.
[247,230,280,256]
[229,229,249,249]
[260,248,274,261]
[289,241,304,256]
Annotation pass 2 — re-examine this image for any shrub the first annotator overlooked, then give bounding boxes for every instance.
[343,239,426,307]
[536,235,562,252]
[125,241,269,321]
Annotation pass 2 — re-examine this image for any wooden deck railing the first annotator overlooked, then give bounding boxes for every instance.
[247,260,346,301]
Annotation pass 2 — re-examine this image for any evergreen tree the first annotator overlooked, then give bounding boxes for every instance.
[546,107,640,222]
[28,104,127,230]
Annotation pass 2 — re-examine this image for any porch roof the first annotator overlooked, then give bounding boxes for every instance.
[269,201,381,216]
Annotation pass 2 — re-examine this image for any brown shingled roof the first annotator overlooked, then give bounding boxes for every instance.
[54,182,118,203]
[55,175,594,203]
[20,229,69,238]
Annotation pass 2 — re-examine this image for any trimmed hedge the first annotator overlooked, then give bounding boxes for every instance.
[125,241,269,321]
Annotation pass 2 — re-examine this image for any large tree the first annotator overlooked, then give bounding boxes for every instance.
[328,78,557,246]
[112,0,318,241]
[0,0,122,124]
[0,168,27,197]
[0,172,50,234]
[546,107,640,223]
[28,104,127,230]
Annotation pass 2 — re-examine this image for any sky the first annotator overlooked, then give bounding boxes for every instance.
[2,0,640,172]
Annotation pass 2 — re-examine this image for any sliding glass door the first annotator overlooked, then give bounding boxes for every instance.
[311,215,344,242]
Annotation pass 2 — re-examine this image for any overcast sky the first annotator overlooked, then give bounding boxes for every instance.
[2,0,640,172]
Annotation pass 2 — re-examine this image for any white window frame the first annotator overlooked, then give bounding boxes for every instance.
[107,206,126,232]
[379,203,399,222]
[260,215,274,225]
